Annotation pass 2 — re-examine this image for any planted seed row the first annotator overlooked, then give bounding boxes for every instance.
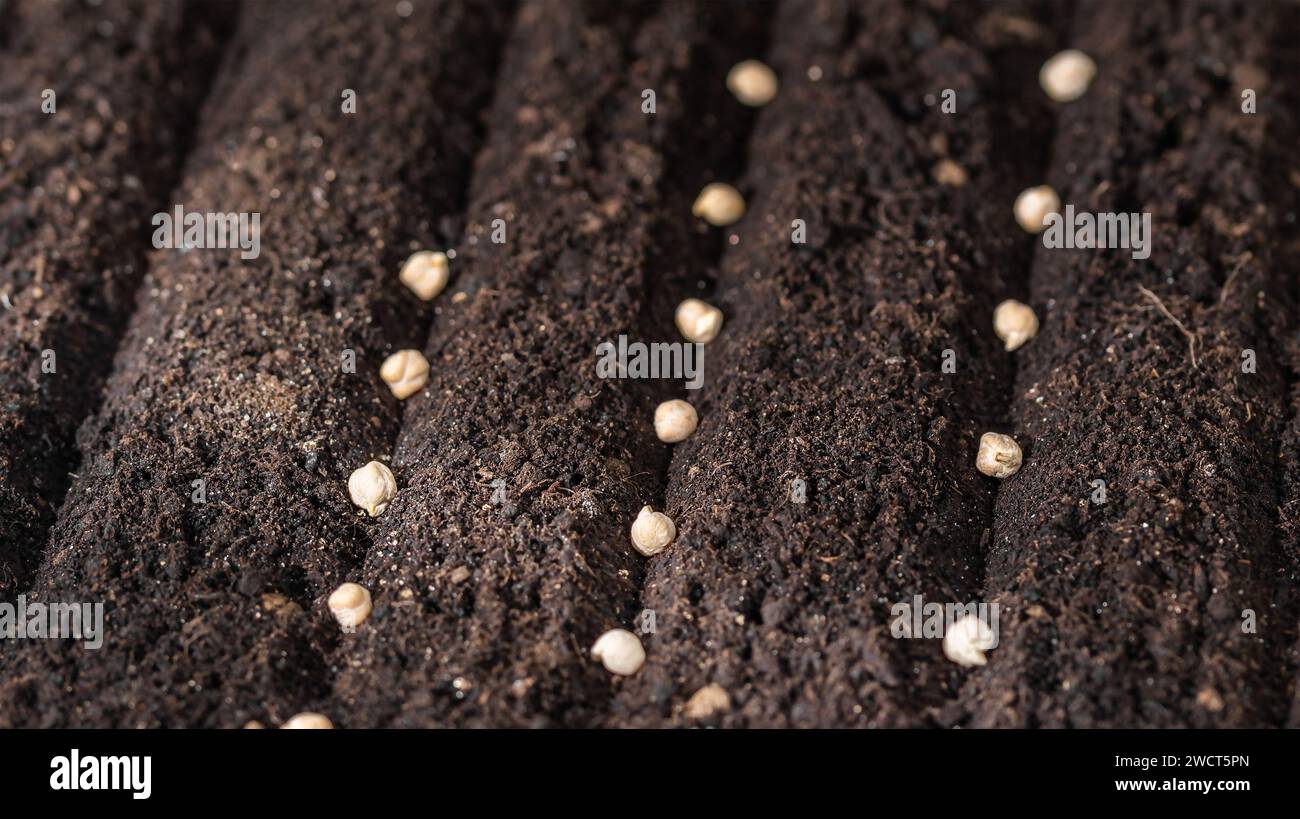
[0,0,513,728]
[327,0,773,728]
[3,0,1290,728]
[608,0,1058,726]
[960,0,1294,728]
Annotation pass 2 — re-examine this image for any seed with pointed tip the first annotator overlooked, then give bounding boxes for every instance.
[993,299,1039,351]
[399,250,450,301]
[328,582,373,629]
[675,298,724,344]
[591,628,645,675]
[943,614,997,667]
[976,432,1023,479]
[348,460,397,517]
[630,505,675,556]
[380,349,429,400]
[692,183,745,227]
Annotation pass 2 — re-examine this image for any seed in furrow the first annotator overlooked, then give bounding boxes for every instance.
[0,0,513,728]
[608,0,1049,727]
[328,0,773,728]
[961,0,1293,728]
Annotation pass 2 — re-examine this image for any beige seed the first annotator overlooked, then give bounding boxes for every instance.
[282,712,333,729]
[1013,185,1060,233]
[692,182,745,227]
[328,582,373,629]
[684,683,731,720]
[1196,687,1225,713]
[591,628,645,676]
[1039,49,1097,102]
[630,505,675,556]
[932,158,968,188]
[993,299,1039,351]
[976,432,1023,479]
[726,59,779,107]
[674,298,724,344]
[348,460,397,517]
[380,349,429,400]
[943,614,997,667]
[243,720,266,729]
[398,250,450,301]
[654,399,698,443]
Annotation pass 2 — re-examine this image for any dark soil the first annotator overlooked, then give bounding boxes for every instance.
[609,0,1059,727]
[958,0,1296,728]
[1266,1,1300,727]
[0,0,1296,728]
[0,0,512,728]
[328,0,772,728]
[0,0,231,598]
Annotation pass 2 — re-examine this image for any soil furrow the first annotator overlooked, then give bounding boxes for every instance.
[634,6,775,510]
[327,0,772,728]
[608,0,1051,728]
[961,0,1294,728]
[0,0,235,599]
[0,0,512,728]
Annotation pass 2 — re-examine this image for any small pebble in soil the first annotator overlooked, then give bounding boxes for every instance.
[1039,49,1097,102]
[399,250,450,301]
[591,628,646,675]
[380,349,430,399]
[976,432,1023,479]
[692,182,746,226]
[993,298,1039,351]
[684,683,731,719]
[675,297,724,344]
[348,460,397,517]
[943,614,997,667]
[1013,184,1060,233]
[328,582,373,629]
[282,712,334,729]
[726,59,778,106]
[243,721,265,729]
[631,505,676,556]
[932,158,968,187]
[654,399,699,443]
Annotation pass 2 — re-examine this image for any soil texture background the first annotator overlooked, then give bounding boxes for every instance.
[0,0,1297,728]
